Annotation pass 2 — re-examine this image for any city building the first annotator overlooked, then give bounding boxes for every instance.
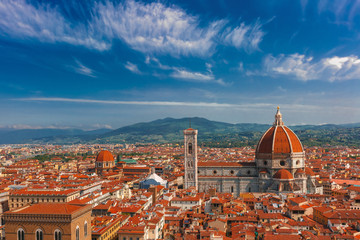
[9,189,80,210]
[186,107,323,195]
[4,203,91,240]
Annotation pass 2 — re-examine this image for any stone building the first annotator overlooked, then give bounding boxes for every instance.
[183,128,198,190]
[4,203,91,240]
[9,189,80,210]
[184,107,323,195]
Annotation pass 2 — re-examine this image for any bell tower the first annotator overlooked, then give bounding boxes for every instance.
[184,127,198,190]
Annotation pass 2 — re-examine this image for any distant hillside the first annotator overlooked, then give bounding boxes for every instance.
[1,118,360,147]
[93,117,270,144]
[0,128,111,144]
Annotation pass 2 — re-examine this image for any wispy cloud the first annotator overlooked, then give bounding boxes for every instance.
[13,97,343,112]
[253,53,360,81]
[124,61,141,74]
[2,124,73,130]
[0,0,265,56]
[171,68,226,85]
[316,0,360,25]
[0,0,109,50]
[15,97,237,108]
[73,60,96,78]
[0,123,113,130]
[222,20,265,52]
[171,69,214,82]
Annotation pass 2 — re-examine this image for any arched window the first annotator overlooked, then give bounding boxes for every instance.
[188,143,192,154]
[54,229,62,240]
[36,229,43,240]
[84,221,88,237]
[17,228,25,240]
[76,226,80,240]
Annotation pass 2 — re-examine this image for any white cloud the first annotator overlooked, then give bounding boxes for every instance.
[93,1,226,56]
[17,97,353,113]
[260,53,360,81]
[171,68,226,85]
[0,0,109,50]
[73,60,96,78]
[124,61,141,74]
[171,69,214,82]
[15,97,238,108]
[91,124,113,129]
[222,20,265,52]
[0,0,265,56]
[4,124,72,130]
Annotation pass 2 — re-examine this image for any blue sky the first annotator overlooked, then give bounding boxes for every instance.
[1,0,360,129]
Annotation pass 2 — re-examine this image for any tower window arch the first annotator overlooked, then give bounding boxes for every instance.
[17,228,25,240]
[76,226,80,240]
[54,229,62,240]
[188,143,193,154]
[84,221,88,237]
[36,229,43,240]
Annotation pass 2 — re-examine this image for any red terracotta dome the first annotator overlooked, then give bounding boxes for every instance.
[96,150,114,162]
[295,168,305,175]
[273,169,294,180]
[305,167,315,176]
[256,107,303,154]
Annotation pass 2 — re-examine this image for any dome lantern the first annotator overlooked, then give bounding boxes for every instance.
[274,106,283,126]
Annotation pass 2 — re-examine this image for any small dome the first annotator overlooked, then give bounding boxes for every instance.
[273,169,294,180]
[96,150,114,162]
[256,108,303,154]
[305,167,315,176]
[295,168,305,175]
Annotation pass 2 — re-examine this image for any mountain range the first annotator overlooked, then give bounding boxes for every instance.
[1,117,360,147]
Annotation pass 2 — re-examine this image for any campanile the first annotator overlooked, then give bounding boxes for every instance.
[183,127,198,190]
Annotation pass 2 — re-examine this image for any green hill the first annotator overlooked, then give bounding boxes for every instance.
[1,118,360,147]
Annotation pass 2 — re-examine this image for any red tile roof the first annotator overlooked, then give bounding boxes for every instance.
[7,203,89,215]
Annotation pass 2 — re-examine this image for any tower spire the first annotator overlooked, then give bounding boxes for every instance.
[274,106,283,126]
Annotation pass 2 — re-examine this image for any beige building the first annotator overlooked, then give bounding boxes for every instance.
[9,189,80,210]
[118,225,149,240]
[4,203,91,240]
[92,215,129,240]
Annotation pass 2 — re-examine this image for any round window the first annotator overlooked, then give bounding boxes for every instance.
[296,160,300,165]
[247,170,251,175]
[213,170,217,174]
[263,160,268,166]
[230,170,234,175]
[280,160,285,166]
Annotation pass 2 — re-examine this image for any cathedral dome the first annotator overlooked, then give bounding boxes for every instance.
[96,150,114,162]
[273,169,294,180]
[256,107,303,154]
